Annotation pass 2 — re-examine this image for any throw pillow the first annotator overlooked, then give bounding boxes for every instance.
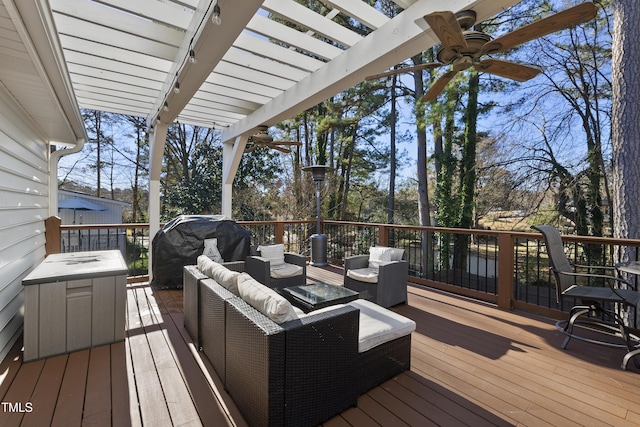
[203,238,223,263]
[257,244,286,268]
[237,273,298,323]
[368,246,393,270]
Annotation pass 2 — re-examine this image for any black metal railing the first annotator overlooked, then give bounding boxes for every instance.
[52,219,640,327]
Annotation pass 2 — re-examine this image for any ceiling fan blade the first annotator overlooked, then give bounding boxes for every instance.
[272,145,292,153]
[476,59,541,82]
[273,141,302,146]
[482,2,597,54]
[244,144,258,153]
[365,62,443,81]
[421,70,458,102]
[424,11,468,52]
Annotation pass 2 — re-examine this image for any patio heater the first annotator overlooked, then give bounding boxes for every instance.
[303,165,332,266]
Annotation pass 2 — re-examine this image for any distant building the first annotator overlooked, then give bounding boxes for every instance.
[58,190,129,225]
[58,190,131,253]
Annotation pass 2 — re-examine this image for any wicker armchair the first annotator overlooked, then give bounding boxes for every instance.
[246,244,306,290]
[344,247,408,308]
[225,298,359,427]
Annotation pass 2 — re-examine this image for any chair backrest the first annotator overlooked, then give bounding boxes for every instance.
[372,246,405,261]
[532,225,574,302]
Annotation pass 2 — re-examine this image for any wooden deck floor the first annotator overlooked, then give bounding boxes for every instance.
[1,265,640,426]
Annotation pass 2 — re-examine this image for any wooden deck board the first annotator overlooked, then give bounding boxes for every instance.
[83,345,112,425]
[151,297,242,427]
[2,264,640,426]
[20,355,65,427]
[2,358,45,426]
[111,340,135,427]
[127,288,173,427]
[138,287,201,426]
[50,349,89,426]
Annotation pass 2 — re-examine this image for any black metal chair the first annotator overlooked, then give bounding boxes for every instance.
[533,225,640,368]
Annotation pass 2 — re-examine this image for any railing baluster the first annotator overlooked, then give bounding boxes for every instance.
[53,219,640,328]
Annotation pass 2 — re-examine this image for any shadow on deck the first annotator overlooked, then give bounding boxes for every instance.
[1,264,639,426]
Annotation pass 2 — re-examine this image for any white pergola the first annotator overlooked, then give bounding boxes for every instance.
[2,0,525,275]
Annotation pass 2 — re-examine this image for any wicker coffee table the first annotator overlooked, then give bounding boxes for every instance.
[282,282,359,312]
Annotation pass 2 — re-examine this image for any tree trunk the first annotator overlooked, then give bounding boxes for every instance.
[95,111,102,197]
[412,57,431,228]
[612,1,640,241]
[453,70,479,271]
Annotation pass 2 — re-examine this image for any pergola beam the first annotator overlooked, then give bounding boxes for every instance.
[222,0,522,142]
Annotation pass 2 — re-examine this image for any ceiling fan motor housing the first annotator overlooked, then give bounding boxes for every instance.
[436,31,491,64]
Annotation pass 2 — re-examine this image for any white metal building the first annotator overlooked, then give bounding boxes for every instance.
[58,190,129,225]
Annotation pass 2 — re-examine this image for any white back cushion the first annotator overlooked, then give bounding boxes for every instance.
[197,255,240,295]
[258,244,286,268]
[368,246,393,269]
[237,273,297,323]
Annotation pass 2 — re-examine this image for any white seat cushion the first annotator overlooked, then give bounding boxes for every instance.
[237,273,298,324]
[270,262,303,279]
[348,299,416,353]
[346,267,379,283]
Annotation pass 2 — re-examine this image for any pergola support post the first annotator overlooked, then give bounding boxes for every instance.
[148,122,168,280]
[222,136,247,218]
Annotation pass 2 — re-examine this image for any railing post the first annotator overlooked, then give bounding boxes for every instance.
[275,222,284,244]
[378,225,389,247]
[45,216,62,256]
[497,233,515,311]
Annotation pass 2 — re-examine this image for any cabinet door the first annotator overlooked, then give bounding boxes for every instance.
[39,282,67,357]
[66,279,93,351]
[92,276,115,345]
[23,285,40,361]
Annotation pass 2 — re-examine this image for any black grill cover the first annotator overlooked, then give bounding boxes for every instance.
[151,215,251,288]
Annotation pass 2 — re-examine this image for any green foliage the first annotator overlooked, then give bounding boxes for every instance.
[125,235,148,276]
[353,227,377,255]
[161,123,283,221]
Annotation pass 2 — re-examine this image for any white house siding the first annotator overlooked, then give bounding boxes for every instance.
[0,93,50,361]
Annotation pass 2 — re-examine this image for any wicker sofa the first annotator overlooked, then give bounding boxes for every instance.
[183,257,415,427]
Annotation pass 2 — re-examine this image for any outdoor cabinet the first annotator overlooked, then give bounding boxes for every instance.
[22,250,128,361]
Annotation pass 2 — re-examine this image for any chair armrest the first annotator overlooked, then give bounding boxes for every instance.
[378,260,409,281]
[285,252,307,281]
[345,255,369,272]
[282,305,359,425]
[246,256,271,285]
[556,269,634,299]
[224,298,286,427]
[183,265,208,344]
[572,263,617,272]
[557,269,631,285]
[223,260,245,272]
[284,252,306,267]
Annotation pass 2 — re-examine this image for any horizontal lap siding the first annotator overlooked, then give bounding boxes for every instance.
[0,93,49,362]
